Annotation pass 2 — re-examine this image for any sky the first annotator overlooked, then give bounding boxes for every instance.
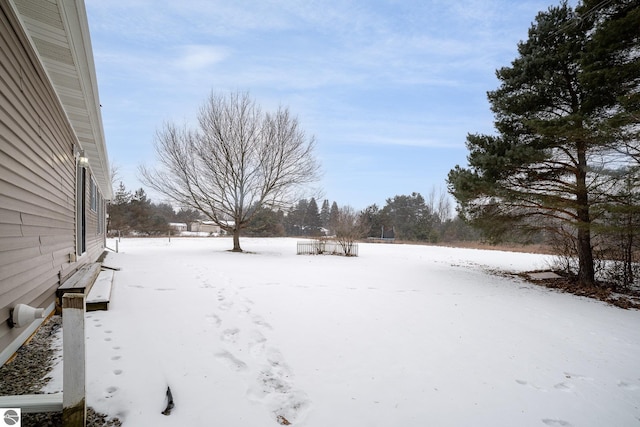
[86,0,577,210]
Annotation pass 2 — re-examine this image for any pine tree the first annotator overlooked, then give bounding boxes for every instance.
[129,189,153,234]
[175,208,202,225]
[579,0,640,158]
[329,201,339,235]
[305,198,322,236]
[284,199,309,236]
[320,199,330,228]
[245,207,285,237]
[381,193,434,241]
[447,2,640,286]
[108,182,131,234]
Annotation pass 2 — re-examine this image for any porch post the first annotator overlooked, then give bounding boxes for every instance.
[62,293,86,427]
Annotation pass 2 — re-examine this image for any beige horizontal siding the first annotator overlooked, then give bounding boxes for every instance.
[0,0,106,358]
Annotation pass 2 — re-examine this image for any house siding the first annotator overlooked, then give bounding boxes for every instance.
[0,1,106,355]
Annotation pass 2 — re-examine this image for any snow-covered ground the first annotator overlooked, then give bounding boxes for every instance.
[61,238,640,426]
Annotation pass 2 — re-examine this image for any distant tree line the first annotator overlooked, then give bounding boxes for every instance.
[108,183,202,236]
[108,184,477,244]
[361,190,471,242]
[245,189,478,243]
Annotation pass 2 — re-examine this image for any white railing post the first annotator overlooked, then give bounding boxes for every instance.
[62,293,86,427]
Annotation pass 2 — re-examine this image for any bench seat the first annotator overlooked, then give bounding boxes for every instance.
[86,269,114,311]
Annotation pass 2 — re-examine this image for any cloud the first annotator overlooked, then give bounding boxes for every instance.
[349,134,454,148]
[173,45,228,71]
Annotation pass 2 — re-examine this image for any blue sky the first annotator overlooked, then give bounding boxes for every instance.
[86,0,575,210]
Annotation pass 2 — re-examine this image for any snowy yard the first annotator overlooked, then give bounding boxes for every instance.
[63,238,640,426]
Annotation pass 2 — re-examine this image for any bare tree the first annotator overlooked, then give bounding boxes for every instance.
[334,206,367,256]
[110,162,121,189]
[140,91,320,252]
[427,185,452,223]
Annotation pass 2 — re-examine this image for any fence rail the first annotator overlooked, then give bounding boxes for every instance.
[297,240,358,257]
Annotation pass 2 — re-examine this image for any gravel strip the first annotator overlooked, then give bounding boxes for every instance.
[0,315,122,427]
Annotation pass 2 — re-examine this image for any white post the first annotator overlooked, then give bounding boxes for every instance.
[62,293,86,427]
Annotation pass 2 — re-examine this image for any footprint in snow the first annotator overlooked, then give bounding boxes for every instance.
[515,379,546,392]
[246,347,312,426]
[221,328,240,343]
[237,304,252,317]
[248,368,311,425]
[215,350,248,372]
[617,380,639,391]
[248,330,267,358]
[542,419,572,426]
[105,386,118,398]
[219,300,233,311]
[563,372,593,381]
[252,314,272,329]
[553,382,574,392]
[206,313,222,328]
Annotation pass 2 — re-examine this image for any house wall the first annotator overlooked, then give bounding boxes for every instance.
[190,222,222,234]
[0,0,106,357]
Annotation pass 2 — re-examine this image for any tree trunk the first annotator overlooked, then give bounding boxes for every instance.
[576,224,595,286]
[232,229,242,252]
[576,143,595,287]
[623,214,634,287]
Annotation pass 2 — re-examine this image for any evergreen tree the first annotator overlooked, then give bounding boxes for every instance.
[305,197,322,235]
[447,3,639,286]
[129,188,167,235]
[362,204,384,238]
[284,199,309,235]
[153,202,176,223]
[245,207,286,237]
[381,193,434,241]
[320,199,331,228]
[108,182,131,234]
[579,0,640,160]
[175,208,203,225]
[329,201,340,235]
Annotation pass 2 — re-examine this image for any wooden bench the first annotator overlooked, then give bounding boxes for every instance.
[56,263,102,312]
[86,269,114,311]
[58,263,102,295]
[0,393,63,413]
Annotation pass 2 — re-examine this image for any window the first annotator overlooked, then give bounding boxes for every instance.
[90,177,97,212]
[97,193,104,234]
[76,165,86,254]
